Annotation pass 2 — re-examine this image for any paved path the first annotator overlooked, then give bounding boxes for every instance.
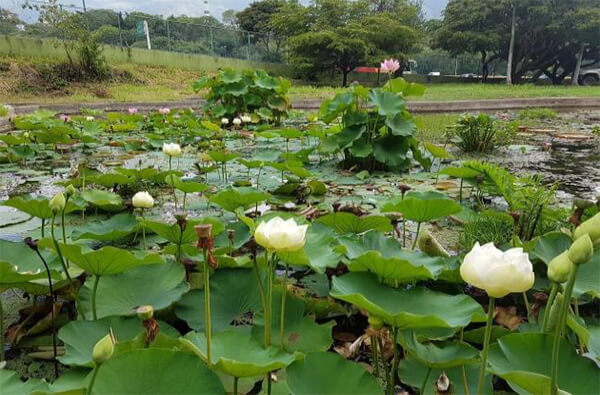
[4,96,600,119]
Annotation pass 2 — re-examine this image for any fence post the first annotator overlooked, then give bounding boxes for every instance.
[117,12,123,47]
[166,20,171,51]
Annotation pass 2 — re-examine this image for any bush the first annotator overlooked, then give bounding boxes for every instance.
[193,68,291,123]
[459,211,514,251]
[453,113,499,153]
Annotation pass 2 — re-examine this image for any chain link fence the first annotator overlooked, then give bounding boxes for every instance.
[4,0,287,63]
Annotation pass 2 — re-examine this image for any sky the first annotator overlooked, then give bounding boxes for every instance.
[6,0,448,22]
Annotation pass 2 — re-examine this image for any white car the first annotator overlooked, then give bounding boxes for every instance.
[428,71,441,76]
[579,68,600,85]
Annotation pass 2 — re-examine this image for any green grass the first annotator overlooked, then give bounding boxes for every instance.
[0,105,7,117]
[414,113,458,142]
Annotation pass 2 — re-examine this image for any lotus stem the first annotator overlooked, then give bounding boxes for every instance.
[0,297,4,362]
[253,259,268,346]
[476,296,495,395]
[411,222,422,251]
[279,262,288,349]
[202,247,212,368]
[233,376,239,395]
[267,372,272,395]
[459,178,464,203]
[420,367,432,395]
[522,291,531,318]
[550,264,580,395]
[183,192,187,211]
[87,366,99,395]
[389,327,399,395]
[266,255,274,347]
[61,201,69,268]
[542,283,558,332]
[91,276,100,320]
[378,336,390,388]
[140,209,147,251]
[371,335,379,377]
[51,214,86,320]
[460,328,470,395]
[168,156,178,211]
[32,246,58,378]
[41,218,45,238]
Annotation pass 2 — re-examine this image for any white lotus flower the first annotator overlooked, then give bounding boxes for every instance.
[132,191,154,209]
[460,242,534,298]
[162,142,181,157]
[241,115,252,123]
[86,116,95,121]
[233,117,242,126]
[254,217,308,253]
[221,118,229,125]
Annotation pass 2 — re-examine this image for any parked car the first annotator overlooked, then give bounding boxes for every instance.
[579,68,600,85]
[428,71,441,76]
[460,73,478,78]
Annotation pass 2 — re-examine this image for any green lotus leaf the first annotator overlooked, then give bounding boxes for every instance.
[31,368,88,395]
[80,189,124,212]
[3,194,83,219]
[0,370,48,395]
[275,128,303,139]
[286,352,381,395]
[424,142,453,159]
[330,272,484,328]
[59,316,178,367]
[86,173,134,187]
[399,353,491,395]
[140,217,224,245]
[385,113,417,137]
[368,89,405,116]
[175,269,262,332]
[439,166,481,179]
[373,134,411,168]
[210,187,270,212]
[488,333,600,395]
[400,330,479,368]
[462,325,511,345]
[164,176,209,194]
[341,231,445,283]
[71,213,140,242]
[529,231,572,264]
[220,68,243,84]
[183,328,298,378]
[207,151,241,163]
[256,107,273,120]
[277,223,343,273]
[334,125,366,150]
[382,191,462,223]
[79,260,189,319]
[268,96,288,112]
[255,70,279,90]
[315,212,392,234]
[573,248,600,298]
[59,243,163,276]
[92,349,225,394]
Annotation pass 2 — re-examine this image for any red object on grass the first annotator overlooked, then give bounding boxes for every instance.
[355,67,380,73]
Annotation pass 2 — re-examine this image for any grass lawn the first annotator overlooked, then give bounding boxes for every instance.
[1,56,598,105]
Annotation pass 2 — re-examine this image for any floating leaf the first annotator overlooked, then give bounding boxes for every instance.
[315,212,392,234]
[277,223,343,273]
[400,330,479,368]
[382,191,461,223]
[81,189,124,212]
[210,187,269,212]
[72,213,140,242]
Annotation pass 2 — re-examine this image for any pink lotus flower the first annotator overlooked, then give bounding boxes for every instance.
[158,107,170,115]
[59,114,71,122]
[380,59,400,74]
[128,107,138,114]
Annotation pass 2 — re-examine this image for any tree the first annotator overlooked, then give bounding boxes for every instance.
[236,0,284,55]
[0,8,23,34]
[289,30,368,86]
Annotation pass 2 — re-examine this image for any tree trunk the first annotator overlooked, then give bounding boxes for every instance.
[572,42,585,86]
[506,4,516,85]
[342,70,348,87]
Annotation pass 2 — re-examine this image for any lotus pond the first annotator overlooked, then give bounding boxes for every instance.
[0,75,599,395]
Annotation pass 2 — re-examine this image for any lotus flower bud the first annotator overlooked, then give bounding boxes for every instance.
[417,231,450,258]
[135,305,154,320]
[545,293,564,333]
[86,116,95,121]
[547,251,573,283]
[49,192,66,214]
[254,217,308,253]
[368,315,384,330]
[92,332,115,365]
[132,191,154,209]
[221,118,229,125]
[128,107,138,114]
[162,142,181,157]
[241,115,252,123]
[194,224,212,239]
[573,213,600,245]
[65,184,77,198]
[568,234,594,265]
[233,117,242,126]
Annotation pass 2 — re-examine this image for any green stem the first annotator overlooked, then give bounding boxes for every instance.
[253,260,268,347]
[51,215,86,320]
[420,367,432,395]
[61,200,69,268]
[522,291,531,318]
[267,372,272,395]
[371,335,379,377]
[169,156,178,211]
[0,296,4,362]
[459,178,464,203]
[378,336,390,389]
[476,296,495,395]
[411,222,422,251]
[87,366,99,395]
[279,262,288,349]
[140,209,147,251]
[33,248,58,378]
[183,192,187,211]
[460,328,469,395]
[389,327,399,395]
[233,376,239,395]
[91,276,100,320]
[203,248,212,368]
[41,218,45,238]
[266,255,273,347]
[541,283,558,332]
[550,264,580,395]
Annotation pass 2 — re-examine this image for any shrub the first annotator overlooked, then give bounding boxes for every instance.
[193,68,290,123]
[318,78,428,171]
[453,113,499,153]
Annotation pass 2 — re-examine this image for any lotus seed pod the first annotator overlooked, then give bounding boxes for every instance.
[195,224,212,239]
[547,251,573,283]
[568,234,594,265]
[573,198,594,210]
[64,184,77,198]
[368,315,384,330]
[49,193,66,214]
[545,293,564,333]
[135,305,154,320]
[92,333,115,365]
[573,212,600,245]
[417,231,450,258]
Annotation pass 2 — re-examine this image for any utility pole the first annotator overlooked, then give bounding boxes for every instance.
[572,42,585,86]
[506,3,516,85]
